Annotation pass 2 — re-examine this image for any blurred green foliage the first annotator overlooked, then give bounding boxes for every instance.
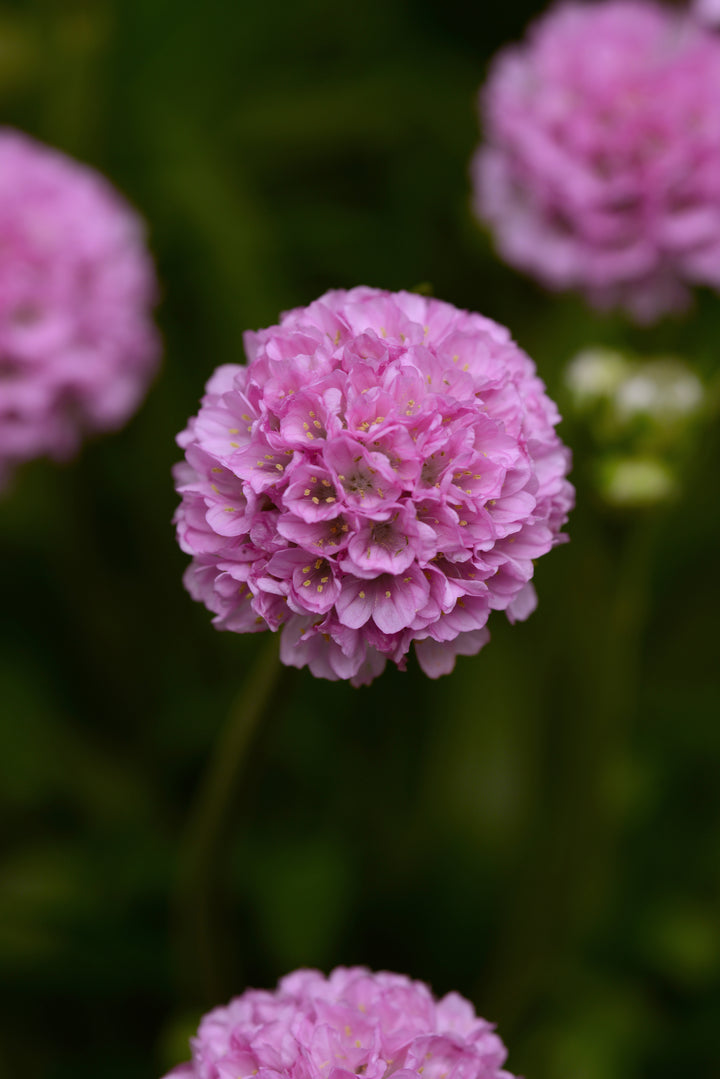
[1,1,719,1077]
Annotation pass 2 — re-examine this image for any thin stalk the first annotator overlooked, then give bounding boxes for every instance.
[482,513,658,1035]
[175,633,284,1005]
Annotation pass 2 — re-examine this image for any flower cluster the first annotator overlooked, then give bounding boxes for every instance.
[473,0,720,322]
[694,0,720,28]
[164,966,516,1079]
[0,129,159,490]
[174,287,572,685]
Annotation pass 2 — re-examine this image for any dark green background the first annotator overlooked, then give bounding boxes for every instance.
[1,1,719,1077]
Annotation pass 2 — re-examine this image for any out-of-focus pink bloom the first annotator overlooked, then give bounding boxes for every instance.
[0,129,159,489]
[163,967,517,1079]
[174,287,573,685]
[694,0,720,28]
[473,1,720,322]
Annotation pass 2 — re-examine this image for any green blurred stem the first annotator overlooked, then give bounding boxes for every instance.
[484,513,658,1031]
[176,633,284,1005]
[568,515,657,909]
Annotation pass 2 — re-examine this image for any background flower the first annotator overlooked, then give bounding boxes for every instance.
[174,288,573,684]
[0,128,159,490]
[694,0,720,28]
[473,0,720,321]
[165,966,515,1079]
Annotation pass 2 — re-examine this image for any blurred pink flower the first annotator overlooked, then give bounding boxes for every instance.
[473,1,720,322]
[694,0,720,28]
[163,967,516,1079]
[0,129,159,489]
[174,287,572,685]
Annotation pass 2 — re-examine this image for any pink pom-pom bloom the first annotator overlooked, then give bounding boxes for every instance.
[174,287,573,686]
[694,0,720,29]
[0,129,159,489]
[473,1,720,322]
[163,966,516,1079]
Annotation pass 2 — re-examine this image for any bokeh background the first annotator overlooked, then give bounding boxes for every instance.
[1,0,719,1077]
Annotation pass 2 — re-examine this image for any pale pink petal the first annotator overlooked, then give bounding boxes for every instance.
[506,581,538,623]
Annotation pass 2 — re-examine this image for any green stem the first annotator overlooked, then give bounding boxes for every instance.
[175,632,284,1005]
[481,513,657,1040]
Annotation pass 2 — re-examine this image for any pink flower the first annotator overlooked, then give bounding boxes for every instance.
[163,966,517,1079]
[174,287,573,686]
[0,129,159,490]
[473,1,720,322]
[694,0,720,28]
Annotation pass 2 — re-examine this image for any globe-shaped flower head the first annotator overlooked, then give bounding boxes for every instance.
[164,966,516,1079]
[694,0,720,29]
[0,129,159,489]
[473,1,720,322]
[174,287,572,685]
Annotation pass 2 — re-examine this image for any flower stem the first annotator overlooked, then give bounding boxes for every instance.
[174,632,285,1006]
[481,513,657,1035]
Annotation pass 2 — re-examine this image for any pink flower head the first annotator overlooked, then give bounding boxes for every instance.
[163,966,517,1079]
[0,129,159,490]
[174,287,573,686]
[473,1,720,322]
[694,0,720,29]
